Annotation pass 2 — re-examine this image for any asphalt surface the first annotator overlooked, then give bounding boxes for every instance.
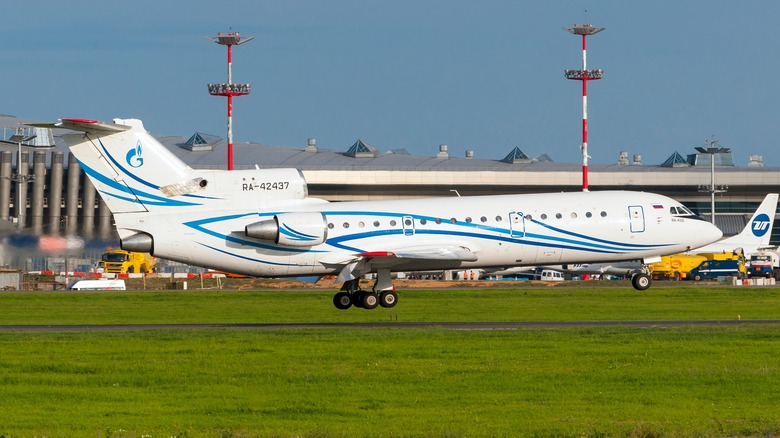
[1,320,779,332]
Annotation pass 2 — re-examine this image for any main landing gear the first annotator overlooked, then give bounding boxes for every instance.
[333,272,398,310]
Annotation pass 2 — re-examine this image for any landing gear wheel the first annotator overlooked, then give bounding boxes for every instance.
[631,273,651,291]
[379,290,398,308]
[352,290,366,308]
[333,292,352,310]
[362,292,379,310]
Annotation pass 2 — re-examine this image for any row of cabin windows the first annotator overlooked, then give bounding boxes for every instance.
[539,211,609,220]
[326,211,609,229]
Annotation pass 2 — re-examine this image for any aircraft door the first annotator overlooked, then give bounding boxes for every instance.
[628,206,645,233]
[509,212,525,238]
[402,216,415,236]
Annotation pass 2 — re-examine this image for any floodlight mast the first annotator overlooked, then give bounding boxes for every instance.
[207,32,254,170]
[8,132,36,229]
[695,139,731,225]
[565,23,604,192]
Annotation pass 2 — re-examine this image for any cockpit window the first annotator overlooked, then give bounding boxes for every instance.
[670,205,698,217]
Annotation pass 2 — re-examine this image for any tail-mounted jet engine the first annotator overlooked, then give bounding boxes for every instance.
[245,212,328,247]
[120,232,154,254]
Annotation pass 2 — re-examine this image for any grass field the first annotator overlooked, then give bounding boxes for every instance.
[0,285,779,437]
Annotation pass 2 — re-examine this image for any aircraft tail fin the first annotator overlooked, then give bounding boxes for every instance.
[721,193,778,249]
[50,118,206,214]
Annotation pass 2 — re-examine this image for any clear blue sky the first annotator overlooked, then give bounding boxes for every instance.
[3,1,779,166]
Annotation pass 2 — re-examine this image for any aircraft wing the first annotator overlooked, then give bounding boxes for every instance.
[360,244,478,262]
[335,244,478,282]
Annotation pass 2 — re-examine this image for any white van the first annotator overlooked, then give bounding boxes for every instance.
[540,270,564,282]
[68,279,127,291]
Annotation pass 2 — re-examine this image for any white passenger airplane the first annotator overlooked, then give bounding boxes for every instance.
[40,118,723,309]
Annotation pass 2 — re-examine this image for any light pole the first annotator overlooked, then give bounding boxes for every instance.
[696,140,730,225]
[207,31,253,170]
[8,133,36,229]
[565,23,605,192]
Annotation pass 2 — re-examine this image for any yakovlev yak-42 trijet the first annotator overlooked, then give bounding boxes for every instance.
[39,118,723,309]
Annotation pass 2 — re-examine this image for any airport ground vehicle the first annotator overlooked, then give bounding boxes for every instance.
[651,252,745,280]
[69,279,126,291]
[688,259,745,281]
[99,249,156,274]
[540,270,564,282]
[746,250,780,279]
[649,254,707,280]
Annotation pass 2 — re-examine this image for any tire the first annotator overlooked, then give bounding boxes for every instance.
[693,274,702,281]
[379,290,398,308]
[127,266,135,274]
[631,273,651,291]
[352,290,365,309]
[333,292,352,310]
[362,292,379,310]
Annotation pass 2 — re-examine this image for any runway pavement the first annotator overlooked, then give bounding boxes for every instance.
[1,320,779,332]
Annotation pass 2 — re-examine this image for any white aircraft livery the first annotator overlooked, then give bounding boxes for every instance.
[44,118,723,309]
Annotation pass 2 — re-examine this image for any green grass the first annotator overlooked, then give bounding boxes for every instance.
[1,285,778,324]
[0,286,779,437]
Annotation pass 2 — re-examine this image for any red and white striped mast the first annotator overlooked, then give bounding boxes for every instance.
[564,23,604,191]
[207,32,254,170]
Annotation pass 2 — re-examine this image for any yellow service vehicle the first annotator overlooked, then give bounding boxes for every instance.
[649,254,707,280]
[650,252,744,280]
[99,249,156,274]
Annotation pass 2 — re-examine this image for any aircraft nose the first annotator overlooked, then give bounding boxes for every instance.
[702,221,723,245]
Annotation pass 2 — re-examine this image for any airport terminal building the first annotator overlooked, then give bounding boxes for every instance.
[1,115,779,259]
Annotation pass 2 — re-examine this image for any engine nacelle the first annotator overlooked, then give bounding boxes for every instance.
[120,232,154,254]
[245,212,328,247]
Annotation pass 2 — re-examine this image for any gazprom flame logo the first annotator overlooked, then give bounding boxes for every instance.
[125,141,144,168]
[751,213,771,237]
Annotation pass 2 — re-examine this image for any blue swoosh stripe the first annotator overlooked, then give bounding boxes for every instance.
[326,228,672,256]
[197,243,313,267]
[280,224,318,241]
[319,210,669,252]
[80,160,200,207]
